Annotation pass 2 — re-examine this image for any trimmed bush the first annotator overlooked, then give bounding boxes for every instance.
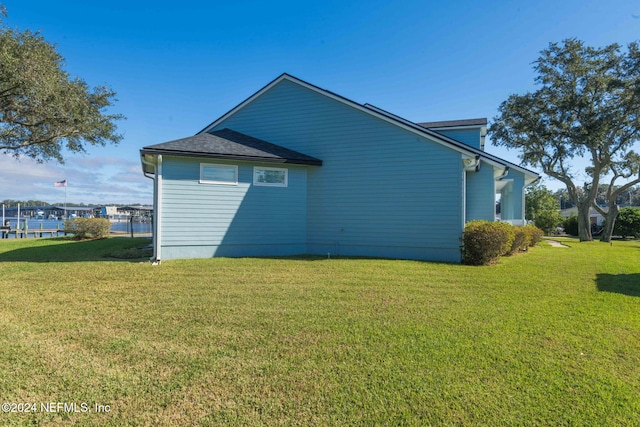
[524,224,544,247]
[462,221,515,266]
[64,218,111,240]
[507,226,528,255]
[462,222,544,265]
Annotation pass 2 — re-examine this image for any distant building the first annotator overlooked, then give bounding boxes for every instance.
[99,206,119,219]
[560,207,606,226]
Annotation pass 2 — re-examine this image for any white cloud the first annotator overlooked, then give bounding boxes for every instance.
[0,154,152,205]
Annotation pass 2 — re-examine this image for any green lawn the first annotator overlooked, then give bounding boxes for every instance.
[0,237,638,426]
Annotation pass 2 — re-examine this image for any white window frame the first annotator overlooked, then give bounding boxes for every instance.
[200,163,238,185]
[253,166,288,187]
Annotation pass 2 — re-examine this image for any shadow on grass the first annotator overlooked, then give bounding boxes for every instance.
[0,237,152,263]
[596,273,640,297]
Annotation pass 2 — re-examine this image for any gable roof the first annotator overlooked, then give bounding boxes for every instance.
[198,73,539,184]
[140,128,322,166]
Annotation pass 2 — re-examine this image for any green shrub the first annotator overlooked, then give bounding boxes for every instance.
[494,221,516,256]
[507,226,528,255]
[613,207,640,238]
[563,215,579,236]
[64,218,111,240]
[462,221,515,265]
[524,224,544,247]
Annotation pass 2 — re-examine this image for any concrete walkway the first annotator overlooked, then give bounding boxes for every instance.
[545,239,569,248]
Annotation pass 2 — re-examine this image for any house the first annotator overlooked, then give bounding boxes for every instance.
[560,206,606,226]
[140,73,539,263]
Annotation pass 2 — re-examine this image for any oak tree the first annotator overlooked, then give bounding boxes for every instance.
[0,10,123,163]
[489,39,640,241]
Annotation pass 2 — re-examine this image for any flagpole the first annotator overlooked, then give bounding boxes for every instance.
[64,182,67,219]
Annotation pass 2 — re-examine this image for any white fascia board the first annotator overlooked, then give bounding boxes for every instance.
[429,125,485,132]
[199,73,539,182]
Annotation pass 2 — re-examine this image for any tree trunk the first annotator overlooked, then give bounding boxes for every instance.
[599,204,619,243]
[577,201,593,241]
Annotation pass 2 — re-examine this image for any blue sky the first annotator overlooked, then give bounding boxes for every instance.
[1,0,639,205]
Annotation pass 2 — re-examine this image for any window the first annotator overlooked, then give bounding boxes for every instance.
[200,163,237,185]
[253,166,288,187]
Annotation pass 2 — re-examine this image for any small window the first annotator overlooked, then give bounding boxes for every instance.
[200,163,238,185]
[253,166,288,187]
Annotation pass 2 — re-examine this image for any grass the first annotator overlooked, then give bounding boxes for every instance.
[0,237,638,426]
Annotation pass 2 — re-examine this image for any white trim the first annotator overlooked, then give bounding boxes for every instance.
[253,166,288,187]
[156,155,163,262]
[428,125,485,132]
[462,161,467,228]
[200,163,238,185]
[199,74,538,182]
[521,183,526,223]
[493,168,497,221]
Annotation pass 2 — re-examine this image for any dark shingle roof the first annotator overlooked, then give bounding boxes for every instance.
[418,118,487,129]
[141,128,322,166]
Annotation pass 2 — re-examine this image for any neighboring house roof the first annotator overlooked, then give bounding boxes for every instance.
[198,73,539,184]
[140,128,323,170]
[418,118,488,128]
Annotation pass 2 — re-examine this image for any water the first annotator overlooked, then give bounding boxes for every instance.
[1,217,152,238]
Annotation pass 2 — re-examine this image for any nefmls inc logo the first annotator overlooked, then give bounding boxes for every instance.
[41,402,90,413]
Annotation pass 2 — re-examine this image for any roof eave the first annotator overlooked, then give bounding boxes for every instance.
[139,148,323,166]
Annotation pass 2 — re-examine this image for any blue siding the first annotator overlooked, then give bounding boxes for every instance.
[436,129,481,149]
[466,162,496,222]
[213,79,464,262]
[159,156,307,260]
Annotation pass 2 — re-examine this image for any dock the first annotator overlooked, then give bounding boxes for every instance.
[1,226,67,239]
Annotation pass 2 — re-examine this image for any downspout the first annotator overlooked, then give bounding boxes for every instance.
[462,155,480,219]
[496,166,509,181]
[141,154,162,262]
[462,155,481,228]
[155,155,163,262]
[141,157,155,180]
[464,155,481,172]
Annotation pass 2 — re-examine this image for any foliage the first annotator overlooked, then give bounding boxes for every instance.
[613,207,640,238]
[534,210,563,235]
[525,185,563,234]
[489,39,640,242]
[462,222,543,265]
[595,184,640,207]
[507,226,528,255]
[1,238,639,425]
[524,223,544,246]
[554,188,576,209]
[525,185,556,220]
[563,214,579,236]
[0,199,51,207]
[64,218,111,239]
[0,21,123,163]
[462,220,515,265]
